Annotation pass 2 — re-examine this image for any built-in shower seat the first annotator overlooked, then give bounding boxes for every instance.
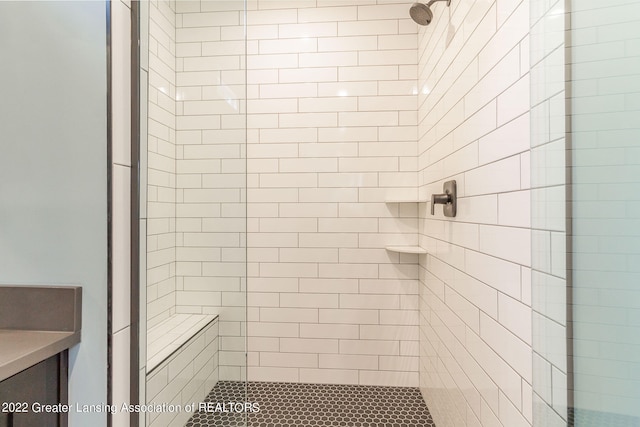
[147,313,218,372]
[146,313,219,427]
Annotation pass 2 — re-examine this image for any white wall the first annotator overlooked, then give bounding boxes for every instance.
[0,2,108,425]
[417,0,533,426]
[244,0,421,386]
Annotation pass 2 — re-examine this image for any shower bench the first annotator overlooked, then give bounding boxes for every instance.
[146,313,219,427]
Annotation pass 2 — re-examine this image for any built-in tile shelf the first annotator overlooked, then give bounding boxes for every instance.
[385,246,427,254]
[384,200,426,255]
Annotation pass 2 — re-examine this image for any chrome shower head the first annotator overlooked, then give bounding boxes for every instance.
[409,3,432,25]
[409,0,451,26]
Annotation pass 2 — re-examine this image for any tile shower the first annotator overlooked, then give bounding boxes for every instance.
[140,0,536,426]
[2,0,636,425]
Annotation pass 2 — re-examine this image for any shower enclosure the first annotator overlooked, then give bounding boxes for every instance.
[134,0,640,426]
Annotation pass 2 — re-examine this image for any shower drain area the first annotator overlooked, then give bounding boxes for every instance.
[185,381,435,427]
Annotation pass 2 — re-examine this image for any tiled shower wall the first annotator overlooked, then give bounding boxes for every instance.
[147,0,178,329]
[244,0,421,386]
[417,0,533,426]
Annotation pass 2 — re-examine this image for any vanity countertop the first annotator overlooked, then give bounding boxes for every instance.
[0,329,80,381]
[0,285,82,382]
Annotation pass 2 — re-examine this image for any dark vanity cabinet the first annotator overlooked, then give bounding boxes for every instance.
[0,286,81,427]
[0,352,68,427]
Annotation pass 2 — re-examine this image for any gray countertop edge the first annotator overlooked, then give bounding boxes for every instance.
[0,330,81,382]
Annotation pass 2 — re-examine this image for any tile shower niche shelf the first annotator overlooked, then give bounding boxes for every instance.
[384,200,427,255]
[385,246,427,254]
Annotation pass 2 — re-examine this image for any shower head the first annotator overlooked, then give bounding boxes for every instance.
[409,0,451,26]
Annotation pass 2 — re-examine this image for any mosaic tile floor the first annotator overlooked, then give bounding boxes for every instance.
[185,381,435,427]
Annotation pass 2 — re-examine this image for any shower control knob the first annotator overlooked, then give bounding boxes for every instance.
[430,193,450,214]
[430,180,457,217]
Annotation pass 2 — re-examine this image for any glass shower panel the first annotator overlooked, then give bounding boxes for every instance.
[532,1,640,425]
[172,0,248,384]
[530,1,568,425]
[570,0,640,424]
[142,0,247,425]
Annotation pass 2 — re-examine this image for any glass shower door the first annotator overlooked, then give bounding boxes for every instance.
[531,1,640,425]
[570,0,640,424]
[141,0,248,425]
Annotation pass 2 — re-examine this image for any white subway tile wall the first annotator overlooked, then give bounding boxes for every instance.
[147,0,177,329]
[417,0,533,426]
[245,0,419,386]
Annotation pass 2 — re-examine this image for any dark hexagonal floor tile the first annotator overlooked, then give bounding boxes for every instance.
[184,381,436,427]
